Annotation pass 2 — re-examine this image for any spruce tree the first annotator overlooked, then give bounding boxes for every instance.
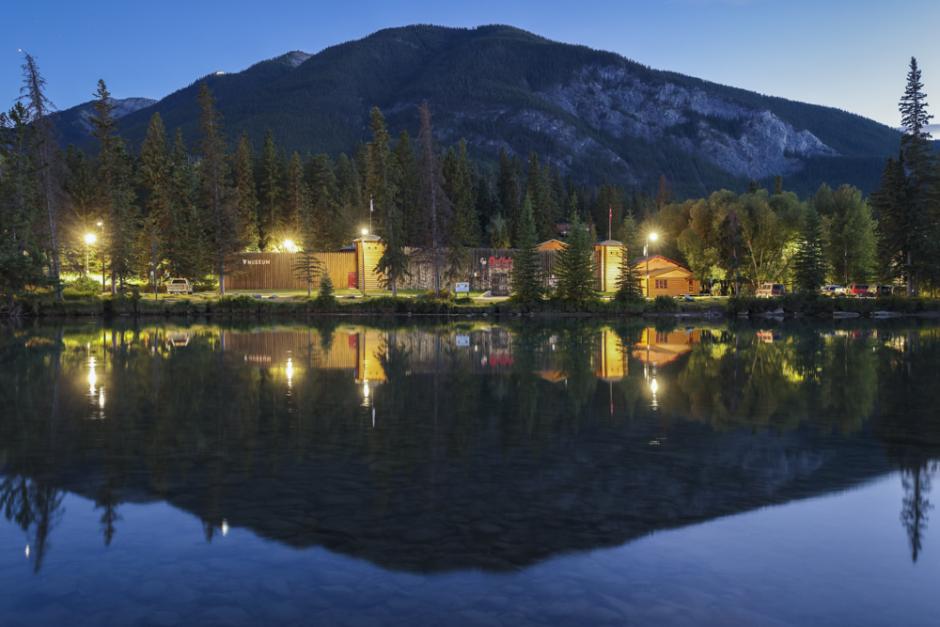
[90,80,137,293]
[283,151,307,243]
[793,206,827,293]
[257,130,281,251]
[510,193,543,304]
[317,273,336,306]
[417,102,447,292]
[556,212,597,304]
[615,248,642,302]
[138,113,171,296]
[197,84,240,294]
[293,250,323,298]
[0,104,48,308]
[394,131,421,244]
[367,107,407,295]
[166,130,206,279]
[19,52,63,300]
[444,140,479,279]
[233,133,259,248]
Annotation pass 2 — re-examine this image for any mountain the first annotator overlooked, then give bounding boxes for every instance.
[54,25,903,196]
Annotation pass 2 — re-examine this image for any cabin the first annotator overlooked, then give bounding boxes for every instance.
[634,255,700,297]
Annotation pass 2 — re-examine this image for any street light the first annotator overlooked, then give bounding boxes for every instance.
[82,232,98,277]
[360,227,369,237]
[644,232,659,298]
[282,239,298,253]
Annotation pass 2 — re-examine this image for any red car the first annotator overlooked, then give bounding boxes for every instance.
[847,284,873,297]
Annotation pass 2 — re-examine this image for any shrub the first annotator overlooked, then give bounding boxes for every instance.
[652,295,678,312]
[62,276,101,299]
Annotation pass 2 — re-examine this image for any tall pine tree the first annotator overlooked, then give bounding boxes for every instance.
[556,212,596,303]
[510,193,543,304]
[793,206,827,293]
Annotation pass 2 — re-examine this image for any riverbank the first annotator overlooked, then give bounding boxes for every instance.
[8,291,940,320]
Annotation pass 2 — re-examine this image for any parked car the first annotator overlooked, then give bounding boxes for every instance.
[755,283,787,298]
[874,285,896,297]
[847,283,874,297]
[821,284,845,296]
[165,278,193,295]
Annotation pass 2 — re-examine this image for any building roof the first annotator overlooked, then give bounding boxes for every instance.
[536,239,568,252]
[596,239,623,247]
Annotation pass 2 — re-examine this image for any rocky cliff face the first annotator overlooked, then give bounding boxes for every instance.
[543,65,837,180]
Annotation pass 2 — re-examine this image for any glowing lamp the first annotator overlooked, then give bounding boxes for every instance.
[83,232,98,246]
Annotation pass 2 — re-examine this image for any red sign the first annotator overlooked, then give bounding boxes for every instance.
[488,256,513,270]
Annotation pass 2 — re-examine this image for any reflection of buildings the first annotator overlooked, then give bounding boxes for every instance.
[632,328,701,367]
[595,327,627,382]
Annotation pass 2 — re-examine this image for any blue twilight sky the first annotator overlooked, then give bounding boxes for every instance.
[4,0,939,127]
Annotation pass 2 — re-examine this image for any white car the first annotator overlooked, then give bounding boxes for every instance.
[821,284,845,296]
[166,278,193,295]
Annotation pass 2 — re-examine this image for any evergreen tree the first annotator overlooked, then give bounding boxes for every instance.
[510,193,542,304]
[792,206,827,293]
[165,130,206,279]
[317,273,336,306]
[878,57,939,293]
[367,107,407,295]
[307,154,343,249]
[443,140,480,279]
[497,150,521,243]
[872,157,910,282]
[138,113,172,296]
[196,84,240,294]
[19,52,63,300]
[292,250,323,298]
[0,104,48,308]
[394,131,421,244]
[487,213,511,249]
[233,133,259,248]
[335,153,362,240]
[418,102,448,292]
[615,246,642,302]
[617,211,641,260]
[556,212,596,303]
[282,151,307,245]
[257,130,281,251]
[90,80,137,293]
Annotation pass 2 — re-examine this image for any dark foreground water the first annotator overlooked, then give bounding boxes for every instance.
[1,320,939,626]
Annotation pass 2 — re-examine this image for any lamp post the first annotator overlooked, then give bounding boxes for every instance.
[644,232,659,298]
[82,232,97,277]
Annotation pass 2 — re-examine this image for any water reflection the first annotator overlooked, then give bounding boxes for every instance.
[2,320,940,575]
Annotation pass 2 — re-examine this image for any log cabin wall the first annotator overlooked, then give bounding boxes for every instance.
[226,252,358,291]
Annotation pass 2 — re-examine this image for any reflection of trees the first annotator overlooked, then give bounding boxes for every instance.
[0,476,64,573]
[900,463,935,562]
[3,321,940,568]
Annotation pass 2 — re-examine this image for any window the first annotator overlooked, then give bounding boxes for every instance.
[655,279,668,289]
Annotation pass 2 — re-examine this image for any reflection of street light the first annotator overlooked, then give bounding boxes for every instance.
[644,232,659,298]
[83,232,97,277]
[285,357,294,389]
[649,376,659,409]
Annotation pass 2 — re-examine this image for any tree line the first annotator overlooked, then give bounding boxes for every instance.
[2,54,939,304]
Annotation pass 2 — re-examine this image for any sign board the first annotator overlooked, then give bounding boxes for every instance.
[454,282,470,293]
[455,335,470,347]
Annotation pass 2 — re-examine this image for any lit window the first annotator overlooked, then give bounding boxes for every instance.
[655,279,668,289]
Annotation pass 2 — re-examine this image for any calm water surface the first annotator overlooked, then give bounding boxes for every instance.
[1,320,939,626]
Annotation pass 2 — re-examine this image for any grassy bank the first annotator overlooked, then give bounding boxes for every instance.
[9,291,940,319]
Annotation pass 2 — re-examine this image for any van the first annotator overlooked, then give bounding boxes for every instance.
[756,283,786,298]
